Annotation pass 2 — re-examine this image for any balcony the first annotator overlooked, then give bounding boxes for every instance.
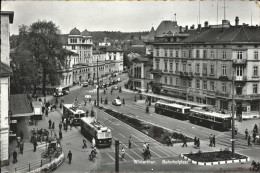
[151,69,162,75]
[216,91,230,98]
[233,94,260,100]
[219,76,229,81]
[234,76,247,81]
[232,59,247,66]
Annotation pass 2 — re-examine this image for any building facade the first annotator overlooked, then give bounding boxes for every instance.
[1,11,14,166]
[151,18,260,118]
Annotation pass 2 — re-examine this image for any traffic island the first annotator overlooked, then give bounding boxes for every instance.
[98,106,193,145]
[181,149,250,165]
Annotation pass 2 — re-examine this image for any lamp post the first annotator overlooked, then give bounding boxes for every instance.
[231,70,235,158]
[97,51,100,107]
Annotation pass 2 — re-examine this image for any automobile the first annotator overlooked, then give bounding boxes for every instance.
[112,85,118,90]
[99,83,106,88]
[117,77,121,82]
[82,82,88,87]
[85,95,92,99]
[112,99,121,106]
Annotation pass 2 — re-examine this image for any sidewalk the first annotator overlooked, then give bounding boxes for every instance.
[2,95,99,173]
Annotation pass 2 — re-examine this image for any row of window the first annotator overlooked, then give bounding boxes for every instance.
[158,61,259,77]
[69,38,92,44]
[163,76,259,94]
[155,49,259,60]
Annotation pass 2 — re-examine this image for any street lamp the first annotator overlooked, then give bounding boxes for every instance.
[97,51,100,107]
[231,70,235,158]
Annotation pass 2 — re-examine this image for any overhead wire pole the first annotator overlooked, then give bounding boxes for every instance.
[231,70,235,158]
[97,51,100,107]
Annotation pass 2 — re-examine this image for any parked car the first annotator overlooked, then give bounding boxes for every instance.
[82,82,88,87]
[85,95,92,99]
[112,85,118,90]
[112,99,121,106]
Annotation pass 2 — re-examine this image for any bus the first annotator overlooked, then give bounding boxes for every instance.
[63,104,86,125]
[32,101,43,120]
[53,85,70,97]
[154,100,191,120]
[80,117,112,147]
[189,108,232,131]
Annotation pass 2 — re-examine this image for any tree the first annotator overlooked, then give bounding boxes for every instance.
[28,20,65,95]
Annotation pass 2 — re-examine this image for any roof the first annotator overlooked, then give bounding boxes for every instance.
[69,27,81,35]
[191,109,232,119]
[81,29,91,36]
[155,100,190,109]
[98,46,123,52]
[155,20,179,37]
[180,25,260,44]
[0,62,12,77]
[10,94,33,117]
[1,11,14,23]
[132,57,149,62]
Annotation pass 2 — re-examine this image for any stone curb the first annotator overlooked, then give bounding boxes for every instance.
[179,153,250,166]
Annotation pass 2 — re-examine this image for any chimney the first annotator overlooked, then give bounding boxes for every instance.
[235,16,239,26]
[185,25,188,32]
[179,26,182,33]
[204,21,209,27]
[190,25,195,29]
[197,24,201,31]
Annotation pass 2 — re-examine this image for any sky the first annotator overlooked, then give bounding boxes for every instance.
[2,0,260,35]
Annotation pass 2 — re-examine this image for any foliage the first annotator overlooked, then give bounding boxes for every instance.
[10,20,66,95]
[152,126,164,138]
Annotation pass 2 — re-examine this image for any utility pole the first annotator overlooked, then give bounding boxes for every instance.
[115,140,119,172]
[97,51,100,107]
[231,70,235,158]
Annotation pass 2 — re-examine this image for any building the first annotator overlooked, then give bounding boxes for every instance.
[1,11,14,166]
[151,18,260,118]
[61,28,93,84]
[129,55,153,91]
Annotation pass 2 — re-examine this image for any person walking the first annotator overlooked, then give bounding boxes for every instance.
[92,138,96,148]
[212,135,216,147]
[20,141,24,154]
[59,122,62,131]
[128,136,132,149]
[209,134,213,147]
[17,136,21,148]
[122,98,125,105]
[197,138,200,149]
[20,131,24,140]
[33,140,38,152]
[13,150,17,164]
[52,122,55,129]
[245,129,249,139]
[182,137,187,147]
[194,137,197,146]
[253,132,257,143]
[83,138,87,149]
[248,135,252,146]
[67,151,72,164]
[59,131,63,139]
[48,119,52,129]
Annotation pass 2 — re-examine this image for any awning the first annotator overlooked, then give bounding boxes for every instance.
[10,94,33,118]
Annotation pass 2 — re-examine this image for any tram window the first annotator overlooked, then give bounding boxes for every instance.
[184,109,190,113]
[80,113,85,118]
[75,114,79,118]
[209,116,214,121]
[215,117,222,122]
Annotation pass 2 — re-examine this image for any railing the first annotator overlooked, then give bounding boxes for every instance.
[232,59,247,65]
[13,159,51,173]
[234,76,247,81]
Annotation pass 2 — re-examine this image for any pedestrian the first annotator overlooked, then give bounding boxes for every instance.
[235,125,238,135]
[45,108,49,117]
[20,141,24,154]
[59,122,62,131]
[104,89,106,95]
[194,137,197,146]
[63,118,66,130]
[20,131,24,141]
[52,122,55,129]
[13,150,17,164]
[42,106,45,115]
[239,115,243,123]
[212,135,216,147]
[253,132,257,143]
[197,138,200,149]
[248,135,252,146]
[55,98,58,105]
[128,136,131,149]
[33,140,38,152]
[134,95,137,102]
[17,136,21,148]
[48,119,52,129]
[111,90,113,95]
[70,119,73,130]
[67,151,72,164]
[209,134,213,147]
[254,124,258,134]
[59,131,63,139]
[117,96,120,100]
[101,97,103,104]
[122,98,125,105]
[83,138,87,149]
[92,138,96,148]
[146,144,151,157]
[182,137,187,147]
[245,129,249,139]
